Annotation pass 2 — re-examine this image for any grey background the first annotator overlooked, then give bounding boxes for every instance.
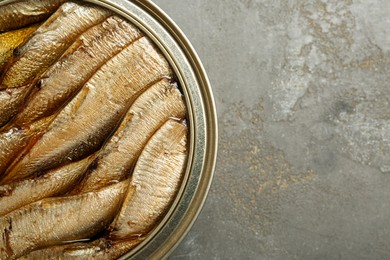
[152,0,390,259]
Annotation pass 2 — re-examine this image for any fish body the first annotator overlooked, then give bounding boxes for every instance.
[19,238,142,260]
[0,87,26,127]
[110,119,187,239]
[0,0,67,32]
[0,84,88,183]
[3,37,172,183]
[0,156,92,216]
[11,15,142,127]
[0,181,128,259]
[0,1,111,89]
[76,78,186,193]
[0,24,39,73]
[0,116,54,176]
[0,1,111,127]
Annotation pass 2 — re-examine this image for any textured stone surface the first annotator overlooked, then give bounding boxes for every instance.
[152,0,390,259]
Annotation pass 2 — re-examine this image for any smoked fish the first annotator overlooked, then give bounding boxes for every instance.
[11,15,142,127]
[0,1,111,127]
[0,116,54,176]
[0,156,93,216]
[76,78,186,193]
[0,0,66,32]
[0,181,128,259]
[0,82,90,183]
[110,119,188,239]
[0,24,39,73]
[19,238,142,260]
[3,37,172,183]
[0,2,189,257]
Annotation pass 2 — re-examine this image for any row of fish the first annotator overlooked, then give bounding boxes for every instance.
[0,1,188,259]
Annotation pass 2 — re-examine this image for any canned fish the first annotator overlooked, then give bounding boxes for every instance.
[0,0,217,259]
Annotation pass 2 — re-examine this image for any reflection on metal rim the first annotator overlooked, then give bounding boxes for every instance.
[0,0,217,258]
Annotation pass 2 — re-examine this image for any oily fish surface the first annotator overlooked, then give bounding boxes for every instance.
[0,1,111,128]
[0,181,129,259]
[20,119,188,259]
[11,15,143,128]
[19,238,143,260]
[110,119,188,239]
[0,155,94,216]
[75,78,186,193]
[0,0,67,32]
[0,15,142,177]
[2,37,172,184]
[0,1,188,259]
[0,24,39,73]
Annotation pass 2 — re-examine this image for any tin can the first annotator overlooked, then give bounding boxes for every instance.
[0,0,217,258]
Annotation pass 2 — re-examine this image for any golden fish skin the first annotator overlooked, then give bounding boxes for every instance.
[0,0,67,32]
[76,78,186,193]
[0,87,26,127]
[0,181,128,259]
[2,37,172,184]
[0,1,111,90]
[11,15,143,127]
[0,156,92,216]
[0,85,89,184]
[0,24,39,73]
[19,238,142,260]
[0,2,111,128]
[0,80,91,179]
[110,119,188,239]
[0,116,54,176]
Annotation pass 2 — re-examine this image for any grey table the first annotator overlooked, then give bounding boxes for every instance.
[153,0,390,259]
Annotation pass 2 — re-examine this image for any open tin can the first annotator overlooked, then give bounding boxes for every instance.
[0,0,217,259]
